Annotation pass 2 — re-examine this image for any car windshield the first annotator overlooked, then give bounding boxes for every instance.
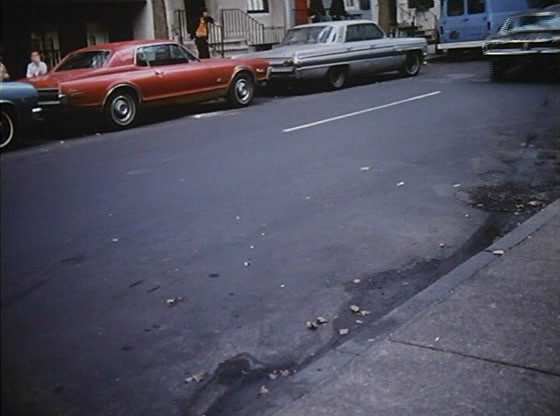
[282,26,334,45]
[502,13,560,32]
[56,51,111,71]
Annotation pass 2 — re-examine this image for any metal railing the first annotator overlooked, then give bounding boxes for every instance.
[292,8,363,23]
[174,9,285,58]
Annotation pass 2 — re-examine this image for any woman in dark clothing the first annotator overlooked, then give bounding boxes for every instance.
[329,0,349,20]
[308,0,325,23]
[190,7,214,59]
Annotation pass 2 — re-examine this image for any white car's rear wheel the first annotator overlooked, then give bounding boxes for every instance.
[400,52,422,77]
[326,66,347,90]
[0,108,16,149]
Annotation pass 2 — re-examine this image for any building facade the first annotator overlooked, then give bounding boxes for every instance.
[0,0,374,79]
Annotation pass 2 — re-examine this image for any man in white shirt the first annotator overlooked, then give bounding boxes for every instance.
[26,51,48,78]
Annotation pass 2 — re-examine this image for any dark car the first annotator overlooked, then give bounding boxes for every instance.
[482,9,560,80]
[1,81,40,149]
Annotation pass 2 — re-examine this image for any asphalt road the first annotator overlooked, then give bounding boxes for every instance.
[2,60,559,416]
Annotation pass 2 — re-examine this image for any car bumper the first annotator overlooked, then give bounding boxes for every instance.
[487,51,560,70]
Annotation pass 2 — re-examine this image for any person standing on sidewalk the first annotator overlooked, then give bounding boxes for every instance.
[0,54,10,81]
[26,51,48,78]
[329,0,349,20]
[308,0,326,23]
[191,7,214,59]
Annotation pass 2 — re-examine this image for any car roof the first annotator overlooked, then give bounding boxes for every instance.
[291,20,377,29]
[70,39,177,53]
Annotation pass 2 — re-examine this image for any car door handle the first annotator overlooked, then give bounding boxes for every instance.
[154,70,164,76]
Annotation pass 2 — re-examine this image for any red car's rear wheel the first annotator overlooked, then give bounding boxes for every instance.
[228,73,254,107]
[105,90,138,129]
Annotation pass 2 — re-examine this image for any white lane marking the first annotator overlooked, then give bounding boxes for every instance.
[192,111,225,119]
[282,91,441,133]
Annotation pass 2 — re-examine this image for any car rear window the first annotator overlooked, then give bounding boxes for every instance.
[56,51,111,71]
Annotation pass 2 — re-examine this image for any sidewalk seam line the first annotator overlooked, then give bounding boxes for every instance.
[388,338,560,378]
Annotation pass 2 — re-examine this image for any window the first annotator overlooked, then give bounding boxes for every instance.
[467,0,485,14]
[136,44,192,67]
[56,50,111,71]
[361,24,384,40]
[408,0,435,10]
[247,0,269,13]
[345,24,384,42]
[447,0,465,16]
[282,26,335,45]
[345,24,362,42]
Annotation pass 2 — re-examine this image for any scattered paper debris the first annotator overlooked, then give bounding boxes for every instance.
[259,385,270,395]
[465,214,470,218]
[249,245,255,249]
[306,321,319,330]
[339,328,349,335]
[359,310,371,316]
[280,284,285,288]
[305,196,311,200]
[492,249,505,256]
[452,183,461,188]
[350,305,361,314]
[396,181,405,187]
[528,200,543,206]
[236,216,241,221]
[355,319,364,324]
[60,140,65,144]
[434,337,440,342]
[166,296,184,306]
[352,278,361,284]
[185,372,206,383]
[269,372,278,380]
[439,243,446,248]
[111,238,119,243]
[244,261,251,267]
[360,166,371,172]
[280,369,290,377]
[260,232,266,236]
[316,316,328,325]
[307,316,329,330]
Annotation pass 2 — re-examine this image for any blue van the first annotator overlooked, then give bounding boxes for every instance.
[439,0,533,51]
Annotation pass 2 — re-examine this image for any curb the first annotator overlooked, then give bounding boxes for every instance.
[269,199,560,416]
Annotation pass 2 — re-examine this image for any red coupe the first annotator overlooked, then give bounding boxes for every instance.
[27,40,270,129]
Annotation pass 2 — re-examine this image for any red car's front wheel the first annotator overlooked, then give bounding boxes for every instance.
[105,90,139,129]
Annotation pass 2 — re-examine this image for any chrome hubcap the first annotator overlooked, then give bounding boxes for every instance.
[111,95,135,125]
[407,55,420,74]
[330,70,345,88]
[235,79,252,104]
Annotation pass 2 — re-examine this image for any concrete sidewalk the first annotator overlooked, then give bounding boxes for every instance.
[275,201,560,416]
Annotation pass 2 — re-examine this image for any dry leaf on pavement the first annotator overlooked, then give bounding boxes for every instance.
[349,305,360,313]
